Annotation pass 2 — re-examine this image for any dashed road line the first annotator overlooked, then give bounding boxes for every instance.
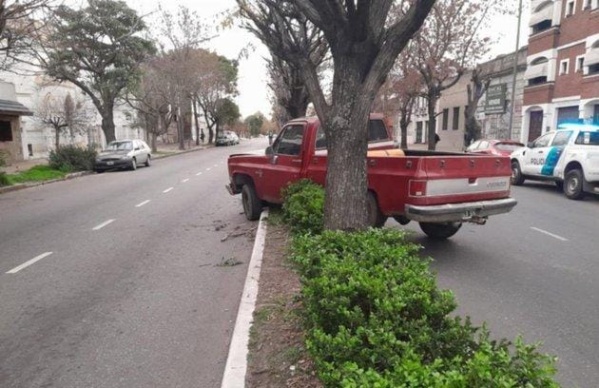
[531,227,568,242]
[196,172,203,176]
[163,187,174,193]
[136,200,151,208]
[214,164,218,167]
[7,252,53,274]
[93,219,115,231]
[206,168,212,171]
[182,179,190,183]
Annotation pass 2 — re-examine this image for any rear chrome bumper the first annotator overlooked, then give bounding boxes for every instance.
[405,198,517,223]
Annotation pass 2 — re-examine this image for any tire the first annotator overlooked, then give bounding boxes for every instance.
[242,184,262,221]
[95,169,104,174]
[563,169,585,200]
[145,155,151,167]
[130,158,137,171]
[367,191,387,228]
[419,222,462,240]
[511,160,524,185]
[393,215,411,225]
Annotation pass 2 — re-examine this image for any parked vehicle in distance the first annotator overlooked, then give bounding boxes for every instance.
[466,139,524,157]
[226,114,517,239]
[94,139,151,172]
[216,131,240,146]
[510,123,599,199]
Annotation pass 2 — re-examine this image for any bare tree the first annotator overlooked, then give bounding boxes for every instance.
[410,0,507,150]
[237,0,434,231]
[34,91,92,149]
[464,67,491,147]
[0,0,49,70]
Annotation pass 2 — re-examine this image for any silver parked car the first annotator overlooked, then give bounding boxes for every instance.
[94,139,151,172]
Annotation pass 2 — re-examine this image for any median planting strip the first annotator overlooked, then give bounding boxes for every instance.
[6,252,53,274]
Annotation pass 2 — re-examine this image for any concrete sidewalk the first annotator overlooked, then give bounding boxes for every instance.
[1,142,208,174]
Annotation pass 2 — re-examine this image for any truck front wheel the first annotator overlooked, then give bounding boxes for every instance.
[242,184,262,221]
[419,222,462,240]
[564,169,585,200]
[511,161,524,185]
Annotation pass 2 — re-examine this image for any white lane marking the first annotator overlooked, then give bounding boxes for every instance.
[93,219,115,231]
[214,164,218,167]
[196,172,203,176]
[163,187,174,193]
[206,168,212,171]
[7,252,53,274]
[531,227,568,242]
[136,200,151,208]
[182,179,190,183]
[221,210,268,388]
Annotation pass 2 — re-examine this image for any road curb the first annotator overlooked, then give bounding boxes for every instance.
[221,209,268,388]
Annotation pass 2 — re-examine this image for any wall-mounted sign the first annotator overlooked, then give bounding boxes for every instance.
[485,83,507,115]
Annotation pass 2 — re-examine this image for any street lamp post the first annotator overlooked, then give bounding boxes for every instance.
[508,0,524,140]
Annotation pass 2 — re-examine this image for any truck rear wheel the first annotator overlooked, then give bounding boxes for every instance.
[564,169,585,200]
[242,184,262,221]
[511,161,524,185]
[419,222,462,240]
[367,192,387,228]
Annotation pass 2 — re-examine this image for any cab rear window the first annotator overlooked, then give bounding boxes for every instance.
[314,119,390,149]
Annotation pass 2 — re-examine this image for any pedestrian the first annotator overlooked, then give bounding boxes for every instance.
[268,131,274,145]
[200,132,205,143]
[435,133,440,145]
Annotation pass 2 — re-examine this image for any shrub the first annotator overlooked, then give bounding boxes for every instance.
[289,229,558,387]
[282,179,324,235]
[49,145,97,172]
[0,150,9,186]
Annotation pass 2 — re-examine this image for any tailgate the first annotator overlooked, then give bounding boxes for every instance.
[411,155,512,206]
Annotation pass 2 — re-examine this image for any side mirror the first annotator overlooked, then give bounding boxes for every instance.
[265,146,274,155]
[134,147,140,151]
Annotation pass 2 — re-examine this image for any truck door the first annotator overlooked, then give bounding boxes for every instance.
[522,132,553,176]
[261,124,306,203]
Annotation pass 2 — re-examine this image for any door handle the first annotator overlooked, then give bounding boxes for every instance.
[291,159,302,165]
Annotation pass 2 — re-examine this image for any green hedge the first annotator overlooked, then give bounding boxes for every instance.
[282,178,324,235]
[49,145,97,172]
[281,180,559,387]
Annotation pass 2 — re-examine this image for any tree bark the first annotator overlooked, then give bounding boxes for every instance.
[101,108,116,143]
[427,91,439,151]
[193,98,200,146]
[55,126,60,150]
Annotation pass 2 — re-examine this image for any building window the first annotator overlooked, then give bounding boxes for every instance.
[532,19,552,34]
[442,108,449,130]
[0,120,12,142]
[576,56,585,72]
[584,0,592,9]
[452,107,460,130]
[589,63,599,75]
[560,59,570,75]
[566,0,575,15]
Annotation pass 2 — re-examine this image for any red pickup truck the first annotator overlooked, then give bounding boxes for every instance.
[226,114,517,239]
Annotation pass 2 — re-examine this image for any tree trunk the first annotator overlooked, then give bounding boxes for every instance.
[55,126,60,150]
[101,108,116,144]
[322,60,373,231]
[427,92,438,151]
[208,126,214,144]
[193,98,200,146]
[177,111,185,151]
[151,131,157,153]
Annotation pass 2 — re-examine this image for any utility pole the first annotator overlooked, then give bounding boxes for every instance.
[508,0,524,140]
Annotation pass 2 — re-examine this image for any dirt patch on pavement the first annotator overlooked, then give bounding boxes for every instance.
[245,222,322,388]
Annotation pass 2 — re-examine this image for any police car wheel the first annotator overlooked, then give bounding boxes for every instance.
[564,169,585,200]
[511,161,524,186]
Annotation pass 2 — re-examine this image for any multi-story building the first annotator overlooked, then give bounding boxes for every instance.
[406,47,527,151]
[523,0,599,143]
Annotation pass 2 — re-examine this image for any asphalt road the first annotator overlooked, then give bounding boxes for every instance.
[394,181,599,387]
[0,138,269,388]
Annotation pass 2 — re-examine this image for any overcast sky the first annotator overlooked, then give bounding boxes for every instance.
[124,0,531,119]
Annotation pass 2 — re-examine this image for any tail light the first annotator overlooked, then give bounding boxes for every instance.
[409,180,427,197]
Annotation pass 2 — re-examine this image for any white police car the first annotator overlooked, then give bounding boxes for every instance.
[510,123,599,199]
